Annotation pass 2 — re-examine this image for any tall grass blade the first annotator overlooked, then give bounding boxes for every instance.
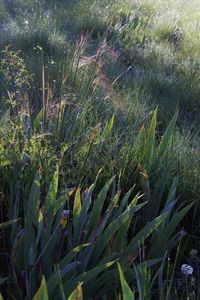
[46,165,59,227]
[155,112,178,164]
[146,108,157,169]
[23,172,40,267]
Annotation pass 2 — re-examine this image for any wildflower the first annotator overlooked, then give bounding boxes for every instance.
[181,264,193,275]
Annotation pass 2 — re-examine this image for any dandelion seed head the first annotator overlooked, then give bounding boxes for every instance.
[181,264,193,275]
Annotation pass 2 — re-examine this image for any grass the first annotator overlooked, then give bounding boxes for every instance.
[0,0,200,299]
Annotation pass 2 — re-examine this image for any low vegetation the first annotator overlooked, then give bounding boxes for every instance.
[0,0,200,299]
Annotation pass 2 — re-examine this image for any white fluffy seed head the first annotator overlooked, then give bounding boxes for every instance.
[181,264,193,275]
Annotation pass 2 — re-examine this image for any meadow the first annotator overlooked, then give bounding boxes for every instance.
[0,0,200,299]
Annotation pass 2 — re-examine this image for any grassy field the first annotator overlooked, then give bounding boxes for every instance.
[0,0,200,299]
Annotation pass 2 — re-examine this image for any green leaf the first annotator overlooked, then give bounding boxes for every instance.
[114,219,131,253]
[33,276,48,300]
[53,192,69,216]
[118,263,135,300]
[46,165,59,227]
[145,108,157,169]
[101,114,115,141]
[47,262,81,296]
[144,165,171,221]
[117,187,135,215]
[166,177,178,204]
[92,200,145,264]
[59,244,90,270]
[73,183,96,246]
[155,112,178,164]
[35,209,43,247]
[60,143,69,157]
[68,283,83,300]
[0,109,10,127]
[24,172,40,267]
[33,109,43,132]
[0,159,11,167]
[73,187,82,229]
[87,176,115,234]
[64,260,117,298]
[151,202,194,257]
[123,213,167,259]
[138,125,147,165]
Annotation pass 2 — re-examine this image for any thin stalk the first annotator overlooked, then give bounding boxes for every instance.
[84,49,102,99]
[80,139,93,183]
[73,44,82,87]
[166,230,184,300]
[42,51,46,131]
[56,58,67,135]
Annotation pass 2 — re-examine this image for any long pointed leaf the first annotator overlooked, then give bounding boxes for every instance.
[118,263,135,300]
[87,176,115,235]
[155,112,178,164]
[24,172,40,267]
[146,108,157,169]
[123,213,167,259]
[33,276,48,300]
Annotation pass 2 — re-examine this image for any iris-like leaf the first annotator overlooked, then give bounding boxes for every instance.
[24,172,40,267]
[155,111,178,165]
[87,176,115,235]
[122,213,167,259]
[33,276,48,300]
[68,283,83,300]
[118,263,135,300]
[145,108,157,170]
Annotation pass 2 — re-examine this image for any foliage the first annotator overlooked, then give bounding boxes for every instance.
[0,1,199,299]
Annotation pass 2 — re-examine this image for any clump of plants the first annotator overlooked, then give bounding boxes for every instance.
[0,43,197,299]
